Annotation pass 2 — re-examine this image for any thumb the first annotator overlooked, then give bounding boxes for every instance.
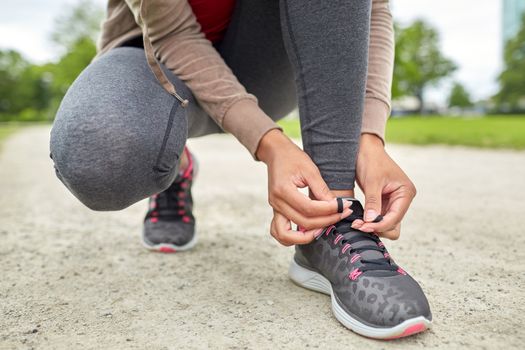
[307,169,334,201]
[364,185,382,222]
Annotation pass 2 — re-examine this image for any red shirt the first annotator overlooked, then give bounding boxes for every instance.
[187,0,236,43]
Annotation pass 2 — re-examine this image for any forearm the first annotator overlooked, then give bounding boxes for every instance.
[125,0,280,157]
[361,0,395,143]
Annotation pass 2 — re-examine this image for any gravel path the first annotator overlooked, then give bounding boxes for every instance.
[1,126,524,349]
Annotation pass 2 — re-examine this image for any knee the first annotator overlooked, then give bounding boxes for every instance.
[50,111,178,212]
[49,47,187,211]
[50,134,140,212]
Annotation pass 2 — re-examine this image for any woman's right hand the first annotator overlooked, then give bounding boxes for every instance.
[256,129,353,246]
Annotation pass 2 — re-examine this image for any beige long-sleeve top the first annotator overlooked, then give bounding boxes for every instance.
[97,0,394,158]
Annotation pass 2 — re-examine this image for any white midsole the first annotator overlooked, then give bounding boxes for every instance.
[288,259,432,339]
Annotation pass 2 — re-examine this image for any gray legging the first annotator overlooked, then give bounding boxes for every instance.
[50,0,371,211]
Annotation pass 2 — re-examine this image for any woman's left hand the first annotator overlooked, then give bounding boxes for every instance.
[352,134,417,240]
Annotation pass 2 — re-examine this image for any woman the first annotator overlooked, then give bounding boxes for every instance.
[50,0,432,339]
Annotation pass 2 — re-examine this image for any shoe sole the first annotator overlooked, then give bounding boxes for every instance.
[288,259,431,339]
[141,230,198,253]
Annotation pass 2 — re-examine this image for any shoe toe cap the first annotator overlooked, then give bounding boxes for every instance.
[143,220,195,246]
[336,273,432,328]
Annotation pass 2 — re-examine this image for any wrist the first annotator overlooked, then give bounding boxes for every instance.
[359,133,384,152]
[256,129,295,164]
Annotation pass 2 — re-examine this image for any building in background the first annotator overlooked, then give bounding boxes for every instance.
[503,0,525,43]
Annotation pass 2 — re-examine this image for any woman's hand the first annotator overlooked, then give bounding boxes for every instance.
[352,133,417,240]
[257,129,352,246]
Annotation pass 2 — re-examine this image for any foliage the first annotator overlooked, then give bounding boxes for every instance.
[392,20,457,112]
[0,51,52,121]
[496,14,525,112]
[278,115,525,149]
[448,82,472,108]
[0,0,102,122]
[51,0,104,53]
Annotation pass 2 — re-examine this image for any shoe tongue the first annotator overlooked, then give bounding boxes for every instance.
[335,198,384,261]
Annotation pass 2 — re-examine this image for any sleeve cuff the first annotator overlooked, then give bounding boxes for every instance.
[361,97,390,144]
[221,98,282,160]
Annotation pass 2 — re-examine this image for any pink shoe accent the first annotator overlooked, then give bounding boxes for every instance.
[397,267,407,275]
[349,268,362,281]
[334,234,344,245]
[350,254,361,263]
[378,242,385,248]
[151,211,158,216]
[325,225,335,236]
[182,216,191,223]
[385,323,427,340]
[384,252,390,259]
[159,246,177,253]
[178,209,185,215]
[150,217,158,223]
[180,147,194,179]
[178,200,185,206]
[341,243,351,254]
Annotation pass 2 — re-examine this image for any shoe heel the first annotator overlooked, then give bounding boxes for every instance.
[288,259,331,295]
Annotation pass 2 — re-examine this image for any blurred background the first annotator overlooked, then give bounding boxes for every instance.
[0,0,524,148]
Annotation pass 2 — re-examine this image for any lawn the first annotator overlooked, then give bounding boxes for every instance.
[278,115,525,150]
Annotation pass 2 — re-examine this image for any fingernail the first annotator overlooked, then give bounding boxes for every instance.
[372,215,383,223]
[313,228,323,238]
[340,208,353,218]
[344,200,352,208]
[365,210,378,222]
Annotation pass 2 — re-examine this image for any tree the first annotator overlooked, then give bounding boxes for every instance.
[51,0,104,53]
[496,14,525,111]
[393,20,457,113]
[51,37,97,96]
[45,0,103,117]
[0,50,52,120]
[0,0,103,121]
[448,82,472,108]
[0,50,29,114]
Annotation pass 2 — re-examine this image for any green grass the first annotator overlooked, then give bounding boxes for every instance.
[278,115,525,149]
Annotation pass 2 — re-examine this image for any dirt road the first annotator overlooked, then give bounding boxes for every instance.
[1,126,524,349]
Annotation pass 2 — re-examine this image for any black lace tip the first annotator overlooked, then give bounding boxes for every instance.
[372,215,383,223]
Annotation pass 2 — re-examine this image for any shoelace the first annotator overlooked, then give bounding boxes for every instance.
[320,224,403,280]
[147,177,192,224]
[147,148,193,224]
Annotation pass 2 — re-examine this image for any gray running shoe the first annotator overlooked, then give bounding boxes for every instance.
[289,198,432,339]
[142,147,197,253]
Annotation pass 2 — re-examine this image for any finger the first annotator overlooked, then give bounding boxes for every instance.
[277,199,352,230]
[304,168,333,201]
[351,219,365,229]
[280,187,352,217]
[376,222,401,240]
[271,211,321,245]
[363,181,383,223]
[359,190,413,233]
[270,215,292,246]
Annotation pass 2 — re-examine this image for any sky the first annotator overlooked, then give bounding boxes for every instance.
[0,0,503,105]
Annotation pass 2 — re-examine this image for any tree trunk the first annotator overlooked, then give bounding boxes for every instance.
[415,88,424,114]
